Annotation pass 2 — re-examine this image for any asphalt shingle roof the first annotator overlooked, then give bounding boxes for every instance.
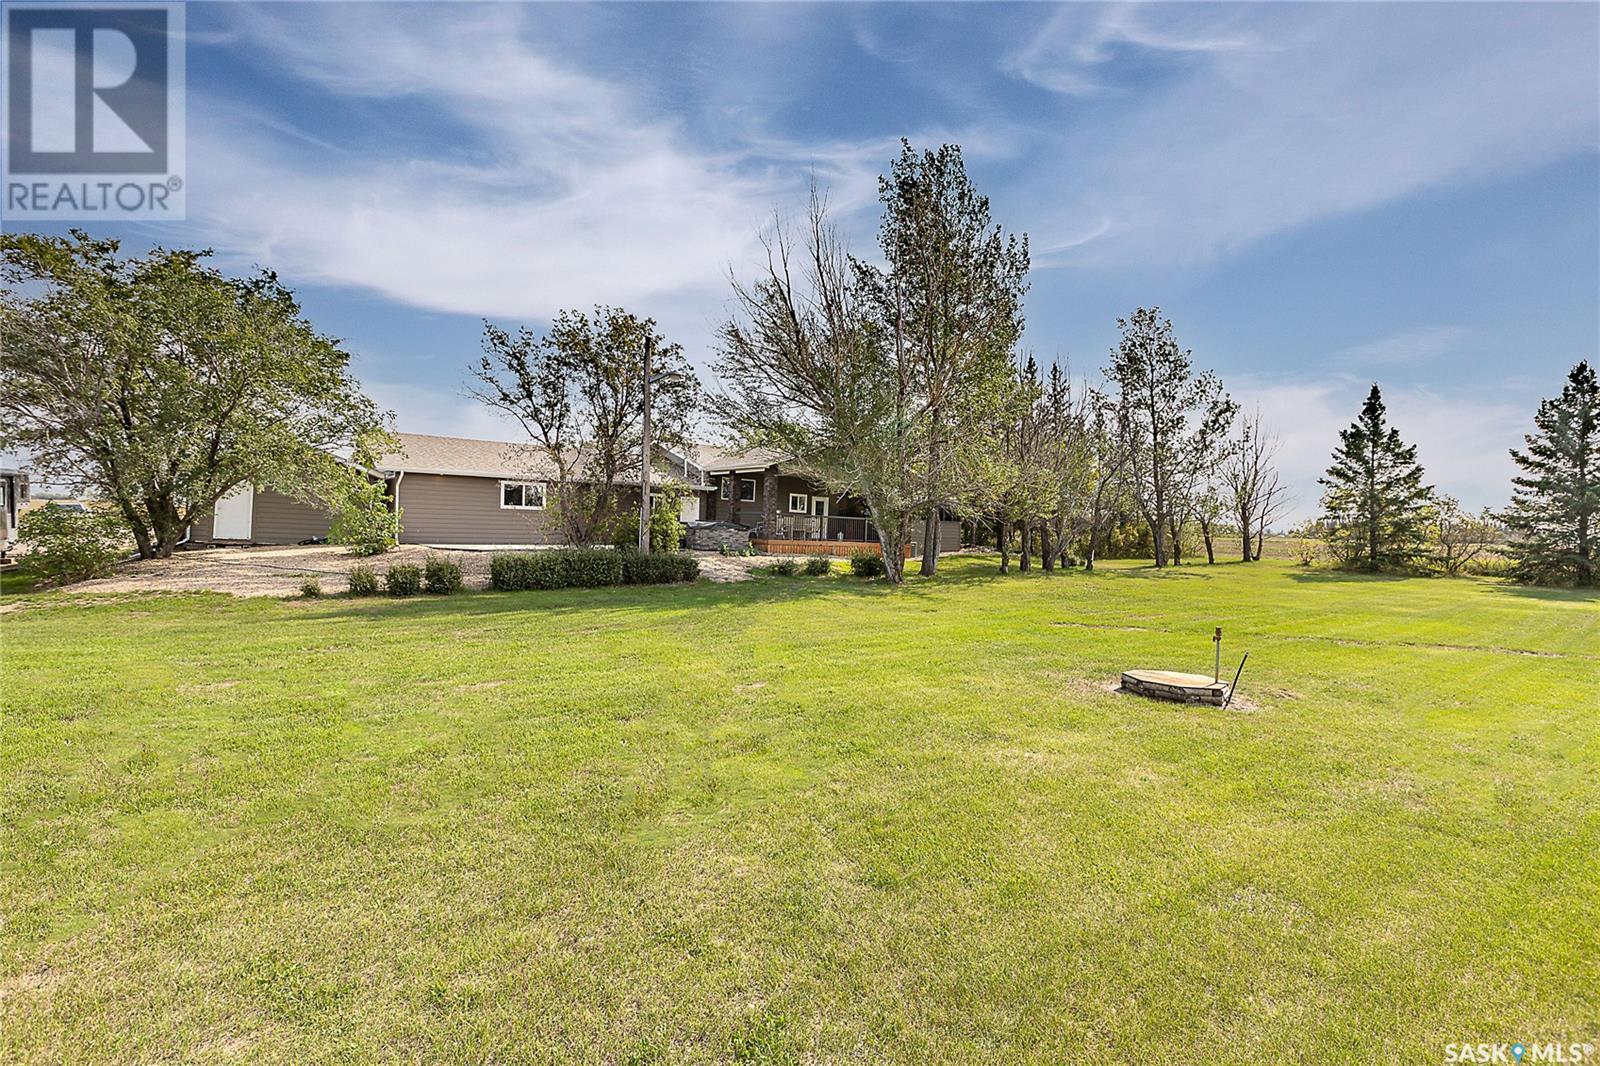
[378,432,720,487]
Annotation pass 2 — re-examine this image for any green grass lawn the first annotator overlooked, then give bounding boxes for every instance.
[3,558,1597,1063]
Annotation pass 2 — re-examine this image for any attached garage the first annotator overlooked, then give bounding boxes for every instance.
[188,485,334,546]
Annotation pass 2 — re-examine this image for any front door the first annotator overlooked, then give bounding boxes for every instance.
[213,484,254,540]
[810,496,828,538]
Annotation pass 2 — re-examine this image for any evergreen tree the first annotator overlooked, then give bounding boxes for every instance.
[1502,361,1598,586]
[1318,384,1433,571]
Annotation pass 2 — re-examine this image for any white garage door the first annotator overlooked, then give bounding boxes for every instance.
[213,484,254,540]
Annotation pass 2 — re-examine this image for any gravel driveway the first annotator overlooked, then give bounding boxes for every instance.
[65,545,769,598]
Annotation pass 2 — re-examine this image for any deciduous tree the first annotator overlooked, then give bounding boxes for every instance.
[716,190,923,582]
[1430,496,1501,577]
[1103,308,1236,567]
[469,307,697,545]
[0,231,386,558]
[1221,407,1286,561]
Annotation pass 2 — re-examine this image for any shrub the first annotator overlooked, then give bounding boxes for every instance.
[490,548,624,591]
[423,555,463,594]
[328,477,400,557]
[849,549,886,577]
[621,551,700,585]
[16,502,127,584]
[803,555,832,576]
[1463,552,1516,578]
[611,505,686,553]
[771,559,799,577]
[1288,522,1326,567]
[347,564,379,596]
[299,578,322,598]
[384,563,423,597]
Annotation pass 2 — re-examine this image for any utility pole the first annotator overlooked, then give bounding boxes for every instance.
[639,335,654,553]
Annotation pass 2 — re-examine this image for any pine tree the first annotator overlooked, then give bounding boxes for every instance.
[1503,361,1599,586]
[1318,384,1433,571]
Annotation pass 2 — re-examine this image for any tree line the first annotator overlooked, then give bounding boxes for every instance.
[1311,366,1596,586]
[0,144,1593,587]
[715,144,1288,583]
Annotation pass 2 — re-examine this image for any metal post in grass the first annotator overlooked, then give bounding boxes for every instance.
[639,338,682,555]
[640,335,654,553]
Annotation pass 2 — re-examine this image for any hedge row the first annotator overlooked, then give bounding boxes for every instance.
[489,548,699,591]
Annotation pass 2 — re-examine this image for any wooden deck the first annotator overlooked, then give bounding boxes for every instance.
[751,538,908,558]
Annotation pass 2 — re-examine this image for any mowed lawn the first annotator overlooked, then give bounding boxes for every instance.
[2,558,1596,1063]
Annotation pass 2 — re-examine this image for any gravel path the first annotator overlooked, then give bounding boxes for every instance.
[65,545,768,598]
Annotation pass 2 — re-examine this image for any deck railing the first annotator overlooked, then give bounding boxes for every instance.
[770,514,876,543]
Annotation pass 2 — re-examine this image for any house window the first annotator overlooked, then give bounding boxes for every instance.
[720,478,732,500]
[500,481,546,510]
[788,492,807,513]
[739,478,756,503]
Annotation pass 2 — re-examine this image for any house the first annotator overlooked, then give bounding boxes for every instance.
[692,447,961,558]
[186,432,716,547]
[183,431,958,556]
[376,433,713,545]
[0,467,29,555]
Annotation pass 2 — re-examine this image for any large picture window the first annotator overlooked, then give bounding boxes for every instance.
[500,481,546,510]
[739,478,756,503]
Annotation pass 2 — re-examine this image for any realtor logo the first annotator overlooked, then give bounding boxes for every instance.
[3,1,185,219]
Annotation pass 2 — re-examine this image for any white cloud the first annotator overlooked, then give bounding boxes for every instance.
[1015,3,1600,266]
[188,5,884,349]
[1009,4,1257,94]
[359,378,519,443]
[1238,376,1530,523]
[1332,326,1472,367]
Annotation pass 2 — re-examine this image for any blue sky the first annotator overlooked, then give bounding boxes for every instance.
[11,1,1599,517]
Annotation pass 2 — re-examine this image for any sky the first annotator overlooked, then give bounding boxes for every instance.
[8,1,1599,520]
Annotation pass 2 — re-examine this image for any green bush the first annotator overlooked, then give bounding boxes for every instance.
[611,507,686,553]
[849,549,886,577]
[803,555,832,576]
[16,502,127,584]
[384,563,422,597]
[490,548,624,591]
[347,564,379,596]
[771,559,799,577]
[489,548,698,590]
[328,477,400,557]
[299,578,322,598]
[423,555,463,594]
[1463,552,1516,578]
[620,551,700,585]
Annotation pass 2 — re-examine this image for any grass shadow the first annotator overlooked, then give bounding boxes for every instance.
[1488,582,1600,603]
[1285,569,1425,585]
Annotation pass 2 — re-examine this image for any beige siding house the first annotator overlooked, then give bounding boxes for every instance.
[185,432,715,548]
[182,432,959,553]
[188,484,334,545]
